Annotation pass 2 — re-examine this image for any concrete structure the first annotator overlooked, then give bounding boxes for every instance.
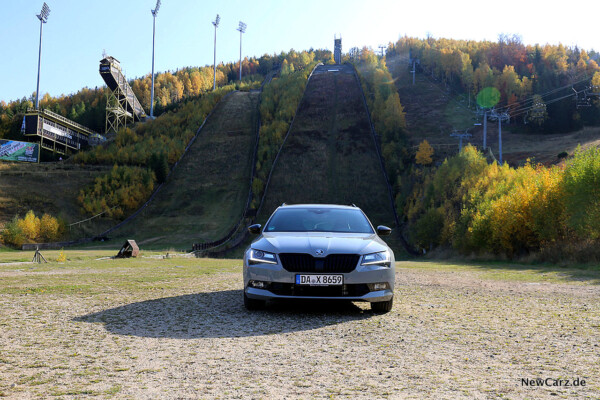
[334,36,342,64]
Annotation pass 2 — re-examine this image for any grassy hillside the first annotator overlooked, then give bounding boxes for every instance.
[0,162,116,239]
[107,91,259,250]
[388,54,600,165]
[257,64,399,246]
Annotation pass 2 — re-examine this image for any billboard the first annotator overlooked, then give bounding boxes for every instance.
[0,140,39,163]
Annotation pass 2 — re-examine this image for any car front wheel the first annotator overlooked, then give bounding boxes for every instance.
[244,291,266,310]
[371,297,393,313]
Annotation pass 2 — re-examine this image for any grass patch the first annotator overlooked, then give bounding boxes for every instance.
[0,251,240,295]
[397,260,600,284]
[50,388,98,396]
[104,385,122,396]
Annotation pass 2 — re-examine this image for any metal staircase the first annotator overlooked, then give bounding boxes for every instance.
[99,56,147,133]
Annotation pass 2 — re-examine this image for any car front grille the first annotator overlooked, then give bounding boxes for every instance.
[279,253,360,273]
[268,282,370,297]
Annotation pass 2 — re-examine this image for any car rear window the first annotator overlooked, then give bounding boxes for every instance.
[265,208,374,233]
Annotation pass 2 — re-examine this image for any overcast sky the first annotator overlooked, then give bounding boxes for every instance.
[1,0,598,102]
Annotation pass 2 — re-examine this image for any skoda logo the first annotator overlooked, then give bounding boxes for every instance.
[315,249,325,257]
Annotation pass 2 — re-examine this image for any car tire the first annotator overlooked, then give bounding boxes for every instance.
[371,297,393,313]
[244,291,266,310]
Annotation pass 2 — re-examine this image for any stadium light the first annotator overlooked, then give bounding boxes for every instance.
[212,14,220,91]
[237,21,247,81]
[150,0,161,118]
[35,2,50,110]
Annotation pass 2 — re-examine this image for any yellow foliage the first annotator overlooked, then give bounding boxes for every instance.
[406,145,577,256]
[57,248,66,262]
[1,211,63,247]
[416,140,434,165]
[17,211,40,241]
[78,164,156,219]
[40,213,61,242]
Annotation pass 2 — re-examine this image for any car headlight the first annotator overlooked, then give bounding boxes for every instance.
[248,249,278,265]
[361,250,391,266]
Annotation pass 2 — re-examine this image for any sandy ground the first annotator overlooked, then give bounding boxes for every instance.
[1,265,599,399]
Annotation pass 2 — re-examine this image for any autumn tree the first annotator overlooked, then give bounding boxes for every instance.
[40,213,62,242]
[18,210,40,240]
[416,140,434,165]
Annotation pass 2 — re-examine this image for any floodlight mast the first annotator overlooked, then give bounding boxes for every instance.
[35,2,50,110]
[237,21,247,81]
[212,14,220,91]
[150,0,161,119]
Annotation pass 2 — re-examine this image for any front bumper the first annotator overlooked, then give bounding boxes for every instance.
[245,286,393,302]
[243,261,395,303]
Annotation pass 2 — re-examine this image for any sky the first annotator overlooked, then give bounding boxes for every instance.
[1,0,599,103]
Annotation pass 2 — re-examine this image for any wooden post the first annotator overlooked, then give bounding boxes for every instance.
[32,247,47,263]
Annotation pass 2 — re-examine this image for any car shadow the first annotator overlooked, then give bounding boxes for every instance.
[73,289,373,339]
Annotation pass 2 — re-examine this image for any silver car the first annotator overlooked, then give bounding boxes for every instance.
[243,204,395,313]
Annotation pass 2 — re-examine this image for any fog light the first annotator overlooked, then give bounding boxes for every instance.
[369,282,389,291]
[249,280,267,289]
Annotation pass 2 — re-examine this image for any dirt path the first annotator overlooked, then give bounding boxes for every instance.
[1,264,599,399]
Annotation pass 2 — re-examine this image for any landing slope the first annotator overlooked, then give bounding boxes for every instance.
[259,64,395,228]
[112,91,259,248]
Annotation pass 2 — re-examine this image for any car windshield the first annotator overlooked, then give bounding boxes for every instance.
[264,208,374,233]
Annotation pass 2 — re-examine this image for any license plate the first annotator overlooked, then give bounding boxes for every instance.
[295,274,343,286]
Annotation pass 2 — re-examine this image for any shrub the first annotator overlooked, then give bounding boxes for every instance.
[149,152,169,184]
[57,248,66,262]
[412,207,444,249]
[1,216,26,247]
[78,165,156,219]
[562,146,600,239]
[18,210,40,241]
[0,211,64,247]
[40,213,63,242]
[403,144,600,259]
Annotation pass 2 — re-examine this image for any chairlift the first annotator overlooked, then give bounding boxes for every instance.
[587,84,600,97]
[573,87,592,108]
[487,108,499,121]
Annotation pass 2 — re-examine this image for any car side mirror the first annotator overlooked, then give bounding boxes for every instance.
[376,225,392,236]
[248,224,262,235]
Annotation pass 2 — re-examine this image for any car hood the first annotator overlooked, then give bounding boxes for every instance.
[251,232,389,256]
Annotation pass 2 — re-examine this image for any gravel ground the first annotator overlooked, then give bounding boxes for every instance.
[1,262,599,399]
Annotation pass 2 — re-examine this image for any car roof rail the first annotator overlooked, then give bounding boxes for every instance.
[351,203,357,207]
[281,202,287,206]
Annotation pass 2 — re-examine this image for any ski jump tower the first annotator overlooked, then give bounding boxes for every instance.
[99,56,147,133]
[334,35,342,64]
